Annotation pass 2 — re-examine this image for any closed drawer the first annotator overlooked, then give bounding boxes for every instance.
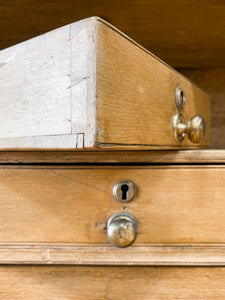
[0,266,224,299]
[1,165,225,244]
[0,165,225,265]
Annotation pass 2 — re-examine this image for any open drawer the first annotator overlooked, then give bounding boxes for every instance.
[0,17,210,150]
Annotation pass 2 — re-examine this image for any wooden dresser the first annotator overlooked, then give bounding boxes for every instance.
[0,150,225,299]
[0,12,225,300]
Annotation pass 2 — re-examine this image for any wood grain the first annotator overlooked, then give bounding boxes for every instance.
[0,165,225,244]
[96,19,210,149]
[0,150,225,164]
[1,0,225,68]
[0,266,225,299]
[0,17,210,150]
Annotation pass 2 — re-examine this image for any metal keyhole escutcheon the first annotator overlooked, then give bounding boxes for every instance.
[112,180,136,202]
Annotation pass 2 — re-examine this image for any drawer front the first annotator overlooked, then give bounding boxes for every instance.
[0,266,224,299]
[1,165,225,244]
[1,165,225,265]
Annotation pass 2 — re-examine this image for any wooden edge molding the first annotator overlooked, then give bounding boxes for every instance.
[0,244,225,266]
[0,150,224,164]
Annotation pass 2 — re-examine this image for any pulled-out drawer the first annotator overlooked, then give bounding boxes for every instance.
[0,17,210,150]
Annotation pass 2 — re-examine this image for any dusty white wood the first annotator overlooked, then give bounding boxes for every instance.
[0,18,97,149]
[0,134,80,149]
[0,24,71,138]
[70,19,97,148]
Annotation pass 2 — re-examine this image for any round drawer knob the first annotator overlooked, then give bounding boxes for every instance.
[173,113,206,144]
[107,212,137,248]
[187,115,206,144]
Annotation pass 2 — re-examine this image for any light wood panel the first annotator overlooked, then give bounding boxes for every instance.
[0,266,225,299]
[1,0,225,68]
[179,67,225,149]
[0,166,225,245]
[0,150,225,164]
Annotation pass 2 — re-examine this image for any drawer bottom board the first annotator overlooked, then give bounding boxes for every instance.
[0,266,224,299]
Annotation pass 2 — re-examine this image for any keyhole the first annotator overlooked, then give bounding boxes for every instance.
[121,184,129,200]
[113,180,136,202]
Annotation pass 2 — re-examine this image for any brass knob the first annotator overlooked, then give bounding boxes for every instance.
[107,212,137,248]
[173,113,206,144]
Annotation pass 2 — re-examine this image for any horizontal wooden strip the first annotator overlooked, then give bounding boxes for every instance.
[0,244,225,266]
[0,265,225,299]
[0,150,225,164]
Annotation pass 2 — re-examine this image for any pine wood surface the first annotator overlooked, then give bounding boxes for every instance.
[96,19,210,149]
[0,266,225,299]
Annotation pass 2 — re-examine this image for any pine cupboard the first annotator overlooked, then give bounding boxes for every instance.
[0,6,225,299]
